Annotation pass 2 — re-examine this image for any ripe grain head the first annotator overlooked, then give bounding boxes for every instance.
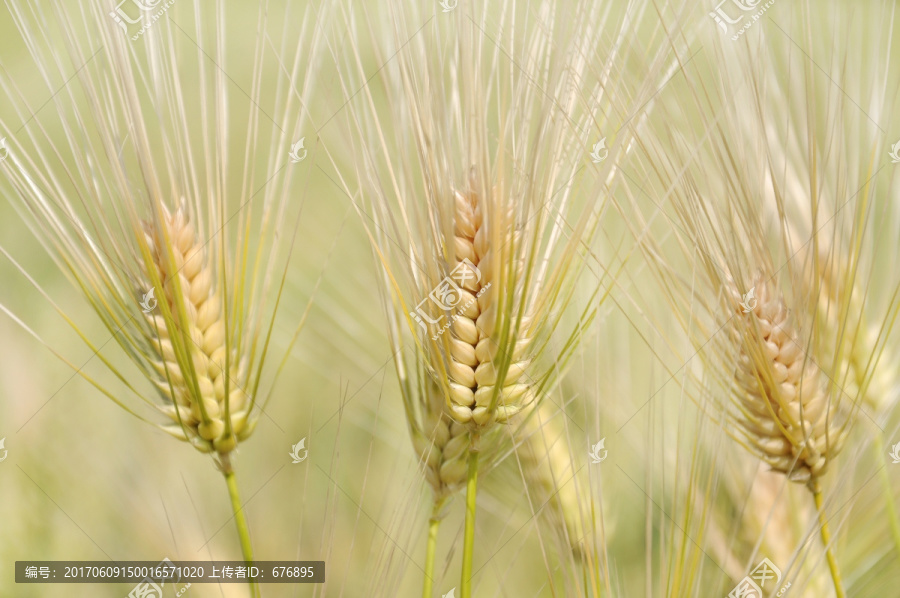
[727,273,847,484]
[0,0,331,456]
[329,0,684,435]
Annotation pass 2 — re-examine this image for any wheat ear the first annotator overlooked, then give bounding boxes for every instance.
[443,186,533,428]
[519,402,594,560]
[517,400,611,595]
[413,380,472,499]
[730,274,846,596]
[730,274,846,483]
[142,204,257,597]
[445,182,533,598]
[144,204,251,455]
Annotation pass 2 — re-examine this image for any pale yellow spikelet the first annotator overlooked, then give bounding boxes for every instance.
[729,274,846,484]
[741,468,828,597]
[441,183,533,428]
[144,204,250,454]
[710,466,829,597]
[806,251,896,413]
[518,403,595,559]
[742,469,796,567]
[412,380,471,499]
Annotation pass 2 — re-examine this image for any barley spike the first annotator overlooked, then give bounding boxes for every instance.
[144,204,250,454]
[729,274,846,484]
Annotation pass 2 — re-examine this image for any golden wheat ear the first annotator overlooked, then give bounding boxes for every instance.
[441,184,534,429]
[718,271,851,596]
[0,0,331,588]
[727,274,847,485]
[142,204,251,454]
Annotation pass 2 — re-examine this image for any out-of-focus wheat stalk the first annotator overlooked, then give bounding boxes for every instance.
[0,1,329,590]
[515,400,606,595]
[519,403,592,557]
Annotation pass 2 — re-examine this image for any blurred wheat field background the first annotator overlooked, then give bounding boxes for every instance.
[0,1,899,597]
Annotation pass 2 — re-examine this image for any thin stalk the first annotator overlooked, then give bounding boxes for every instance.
[582,550,602,598]
[461,444,480,598]
[583,562,592,598]
[423,498,446,598]
[873,433,900,557]
[809,479,845,598]
[221,453,259,598]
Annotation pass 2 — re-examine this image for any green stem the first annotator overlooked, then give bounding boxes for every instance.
[810,479,845,598]
[873,433,900,558]
[221,453,259,598]
[423,498,445,598]
[461,447,480,598]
